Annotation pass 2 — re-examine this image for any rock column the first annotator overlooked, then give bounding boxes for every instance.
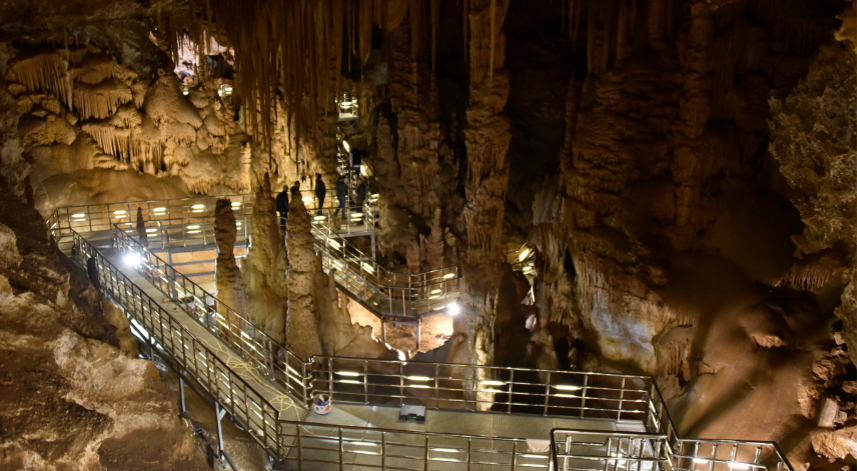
[244,173,289,341]
[451,0,512,368]
[214,199,248,319]
[286,196,323,360]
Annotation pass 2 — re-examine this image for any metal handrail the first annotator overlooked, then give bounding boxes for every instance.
[672,439,794,471]
[111,223,311,404]
[64,229,287,457]
[550,429,669,471]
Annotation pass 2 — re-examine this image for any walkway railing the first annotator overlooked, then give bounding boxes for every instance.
[65,229,286,457]
[550,429,669,471]
[310,355,653,420]
[672,439,793,471]
[112,223,311,404]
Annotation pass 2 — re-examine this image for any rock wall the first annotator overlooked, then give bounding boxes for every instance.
[0,180,207,470]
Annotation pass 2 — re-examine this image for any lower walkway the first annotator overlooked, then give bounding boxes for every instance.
[60,231,649,470]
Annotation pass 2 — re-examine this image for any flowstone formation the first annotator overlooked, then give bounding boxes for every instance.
[214,198,248,318]
[243,174,289,342]
[0,181,207,470]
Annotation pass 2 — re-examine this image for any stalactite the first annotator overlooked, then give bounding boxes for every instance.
[7,53,70,107]
[72,79,133,120]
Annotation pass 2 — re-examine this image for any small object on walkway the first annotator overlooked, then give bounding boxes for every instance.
[313,393,331,415]
[399,404,426,423]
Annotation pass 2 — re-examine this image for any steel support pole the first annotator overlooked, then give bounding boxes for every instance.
[215,401,227,461]
[179,375,187,415]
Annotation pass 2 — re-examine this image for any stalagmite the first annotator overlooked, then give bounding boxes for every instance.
[244,173,289,342]
[214,199,249,320]
[286,196,323,360]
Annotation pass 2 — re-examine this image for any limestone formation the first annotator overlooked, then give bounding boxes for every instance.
[214,199,248,319]
[452,0,513,368]
[286,196,323,360]
[243,173,289,342]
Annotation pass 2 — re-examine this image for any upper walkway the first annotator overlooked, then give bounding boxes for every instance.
[47,203,793,471]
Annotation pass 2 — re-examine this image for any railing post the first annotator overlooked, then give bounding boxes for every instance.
[338,428,344,471]
[543,372,551,416]
[580,375,588,418]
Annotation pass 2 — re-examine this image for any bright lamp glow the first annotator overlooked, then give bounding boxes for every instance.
[443,273,456,279]
[342,140,351,152]
[553,384,581,391]
[71,213,85,218]
[191,204,205,209]
[335,371,362,377]
[447,302,460,316]
[124,252,141,267]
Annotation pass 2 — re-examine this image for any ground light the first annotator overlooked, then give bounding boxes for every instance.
[447,301,460,316]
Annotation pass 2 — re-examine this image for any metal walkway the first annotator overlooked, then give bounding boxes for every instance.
[47,205,792,471]
[49,194,535,348]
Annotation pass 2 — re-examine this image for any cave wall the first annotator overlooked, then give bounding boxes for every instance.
[0,179,208,470]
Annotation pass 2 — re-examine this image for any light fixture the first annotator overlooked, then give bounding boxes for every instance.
[521,454,548,459]
[447,302,460,316]
[342,140,351,152]
[186,230,201,234]
[71,213,85,218]
[693,458,709,464]
[182,90,189,95]
[443,273,456,279]
[153,207,166,212]
[192,209,204,213]
[361,262,375,274]
[313,216,326,221]
[430,289,442,294]
[328,239,341,249]
[335,371,361,377]
[187,225,200,229]
[113,210,127,215]
[480,380,505,386]
[406,376,431,381]
[302,197,312,203]
[231,201,241,207]
[431,448,460,453]
[236,222,242,226]
[553,384,581,391]
[124,252,141,267]
[145,228,157,233]
[518,248,531,262]
[191,204,205,209]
